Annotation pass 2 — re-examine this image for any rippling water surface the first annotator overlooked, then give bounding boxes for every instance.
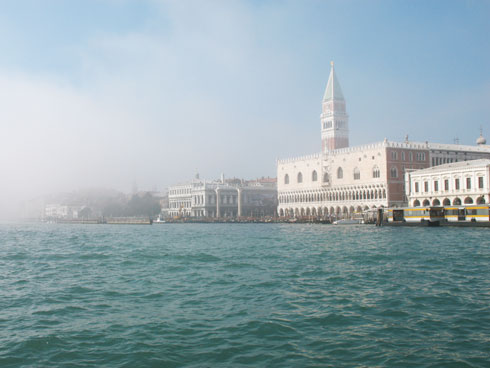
[1,223,489,367]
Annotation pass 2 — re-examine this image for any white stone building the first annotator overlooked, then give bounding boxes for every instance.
[277,63,490,218]
[44,204,82,219]
[167,176,277,218]
[405,159,490,207]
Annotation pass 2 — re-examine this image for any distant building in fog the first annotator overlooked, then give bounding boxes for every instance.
[44,204,84,220]
[166,175,277,218]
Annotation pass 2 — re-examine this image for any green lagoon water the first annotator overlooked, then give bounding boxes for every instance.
[1,223,489,367]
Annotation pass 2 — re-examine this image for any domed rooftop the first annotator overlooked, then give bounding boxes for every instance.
[477,127,487,145]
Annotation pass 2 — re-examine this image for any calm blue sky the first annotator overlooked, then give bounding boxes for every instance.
[1,0,489,206]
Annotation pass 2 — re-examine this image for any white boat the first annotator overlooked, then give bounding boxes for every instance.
[154,215,166,223]
[333,218,364,225]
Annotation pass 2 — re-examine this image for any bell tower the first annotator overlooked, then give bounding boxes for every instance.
[321,62,349,152]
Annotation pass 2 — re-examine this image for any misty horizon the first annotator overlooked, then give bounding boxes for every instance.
[1,1,489,218]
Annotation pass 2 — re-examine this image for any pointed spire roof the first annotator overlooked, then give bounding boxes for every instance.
[323,61,344,101]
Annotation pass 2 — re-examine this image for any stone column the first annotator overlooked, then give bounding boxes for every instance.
[237,188,242,217]
[215,188,220,218]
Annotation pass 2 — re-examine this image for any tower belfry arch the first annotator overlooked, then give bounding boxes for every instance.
[320,61,349,152]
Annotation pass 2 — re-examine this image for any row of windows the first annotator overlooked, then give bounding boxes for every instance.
[201,195,237,205]
[285,166,383,184]
[279,188,387,204]
[174,194,257,206]
[432,157,457,166]
[279,205,378,217]
[390,151,426,162]
[414,177,484,193]
[340,166,383,180]
[322,121,332,129]
[169,188,191,195]
[322,120,346,130]
[413,196,486,207]
[169,201,192,209]
[285,171,328,184]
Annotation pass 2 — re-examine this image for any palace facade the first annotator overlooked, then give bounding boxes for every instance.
[167,175,277,218]
[405,159,490,207]
[277,63,490,218]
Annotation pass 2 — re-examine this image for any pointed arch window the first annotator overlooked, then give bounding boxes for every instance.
[372,166,380,178]
[390,167,398,178]
[337,167,343,179]
[312,170,318,182]
[297,172,303,183]
[353,167,360,180]
[284,174,289,185]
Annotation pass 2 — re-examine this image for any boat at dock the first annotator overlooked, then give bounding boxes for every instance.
[153,215,166,224]
[382,204,490,227]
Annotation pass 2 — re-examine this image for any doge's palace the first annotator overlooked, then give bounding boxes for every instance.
[277,63,490,219]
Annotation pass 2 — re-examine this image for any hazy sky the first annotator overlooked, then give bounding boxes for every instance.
[1,0,489,214]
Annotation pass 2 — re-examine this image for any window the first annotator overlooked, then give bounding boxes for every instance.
[372,166,380,178]
[434,181,439,191]
[391,151,398,160]
[390,167,398,178]
[353,167,360,180]
[409,152,413,161]
[478,177,484,189]
[312,170,318,182]
[455,178,460,190]
[424,181,429,192]
[444,179,449,191]
[323,173,329,183]
[284,174,289,185]
[466,177,471,189]
[297,172,303,183]
[337,167,343,179]
[415,182,419,192]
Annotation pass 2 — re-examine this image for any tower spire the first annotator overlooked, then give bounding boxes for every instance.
[323,61,344,102]
[320,62,349,152]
